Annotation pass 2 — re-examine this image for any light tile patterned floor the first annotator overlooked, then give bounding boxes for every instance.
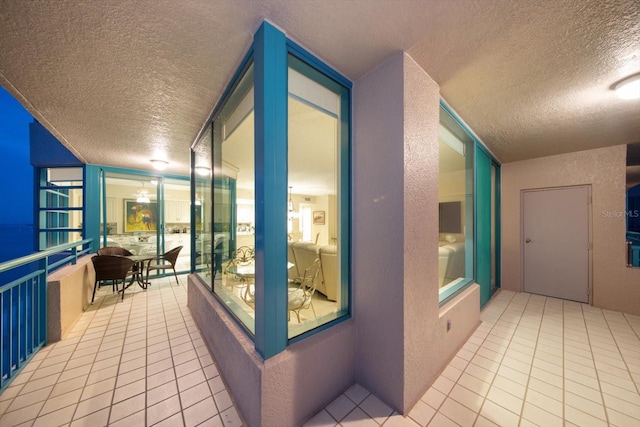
[2,283,640,427]
[305,291,640,427]
[0,274,243,427]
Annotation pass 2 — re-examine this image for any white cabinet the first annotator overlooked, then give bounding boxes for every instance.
[166,200,190,223]
[106,197,117,222]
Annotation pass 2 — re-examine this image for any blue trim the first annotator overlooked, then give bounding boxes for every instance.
[190,149,196,273]
[286,39,352,89]
[439,100,502,307]
[254,21,289,358]
[284,53,352,341]
[287,313,351,345]
[493,162,501,294]
[193,21,353,358]
[476,146,492,307]
[439,278,475,306]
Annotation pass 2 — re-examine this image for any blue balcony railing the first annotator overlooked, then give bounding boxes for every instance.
[0,239,93,392]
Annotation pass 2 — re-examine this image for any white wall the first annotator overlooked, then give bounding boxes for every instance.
[502,144,640,316]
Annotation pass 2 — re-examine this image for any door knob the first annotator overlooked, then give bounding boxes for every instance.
[525,238,532,243]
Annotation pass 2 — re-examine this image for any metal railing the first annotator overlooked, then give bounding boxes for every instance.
[0,239,93,392]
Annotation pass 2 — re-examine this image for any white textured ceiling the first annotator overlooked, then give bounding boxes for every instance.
[0,0,638,175]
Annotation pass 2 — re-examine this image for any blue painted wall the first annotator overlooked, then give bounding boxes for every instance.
[30,121,82,167]
[0,87,35,262]
[0,87,36,284]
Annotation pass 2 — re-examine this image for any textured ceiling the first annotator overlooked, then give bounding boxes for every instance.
[0,0,638,175]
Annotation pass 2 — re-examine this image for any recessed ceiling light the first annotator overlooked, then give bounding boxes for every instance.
[195,166,211,176]
[614,74,640,100]
[150,159,169,170]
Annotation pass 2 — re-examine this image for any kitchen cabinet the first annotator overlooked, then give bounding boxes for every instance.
[106,197,117,222]
[166,200,190,223]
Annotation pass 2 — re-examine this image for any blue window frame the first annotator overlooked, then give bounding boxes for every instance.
[192,22,351,358]
[438,101,501,306]
[37,167,84,249]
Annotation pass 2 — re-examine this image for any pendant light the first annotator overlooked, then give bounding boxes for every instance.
[135,182,151,203]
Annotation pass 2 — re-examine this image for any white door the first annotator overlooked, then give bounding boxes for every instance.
[523,186,590,303]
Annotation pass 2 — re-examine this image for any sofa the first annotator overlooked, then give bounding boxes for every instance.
[438,242,465,287]
[288,241,338,301]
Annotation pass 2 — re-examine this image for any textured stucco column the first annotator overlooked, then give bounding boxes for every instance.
[353,52,480,414]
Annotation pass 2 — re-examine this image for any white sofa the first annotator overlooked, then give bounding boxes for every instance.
[288,241,338,301]
[438,242,465,287]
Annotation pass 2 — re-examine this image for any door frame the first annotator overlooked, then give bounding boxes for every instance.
[520,185,593,303]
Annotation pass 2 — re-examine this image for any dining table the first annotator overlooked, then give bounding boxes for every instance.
[126,254,156,289]
[226,262,295,304]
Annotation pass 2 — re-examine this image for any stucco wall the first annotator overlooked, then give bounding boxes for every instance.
[353,52,480,414]
[502,145,640,315]
[353,51,406,411]
[47,254,94,342]
[187,275,356,426]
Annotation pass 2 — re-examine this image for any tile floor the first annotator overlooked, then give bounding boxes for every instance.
[0,274,243,427]
[305,291,640,427]
[2,282,640,427]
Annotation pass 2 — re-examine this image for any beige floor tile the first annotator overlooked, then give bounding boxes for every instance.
[148,380,180,407]
[408,400,435,426]
[0,400,45,427]
[39,388,82,416]
[5,386,53,413]
[183,396,218,427]
[486,386,522,416]
[148,394,181,426]
[69,406,110,427]
[32,402,77,427]
[449,384,484,413]
[325,394,355,422]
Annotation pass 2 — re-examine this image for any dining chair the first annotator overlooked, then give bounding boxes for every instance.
[288,258,321,322]
[97,246,133,256]
[145,246,183,284]
[97,246,139,276]
[91,255,136,303]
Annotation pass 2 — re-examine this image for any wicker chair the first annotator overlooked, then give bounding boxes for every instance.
[97,246,133,256]
[91,255,136,303]
[145,246,183,284]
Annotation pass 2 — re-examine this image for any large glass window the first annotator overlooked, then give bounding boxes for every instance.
[287,55,349,338]
[212,64,255,333]
[99,172,192,278]
[438,108,474,302]
[192,22,351,355]
[193,125,213,282]
[38,167,83,249]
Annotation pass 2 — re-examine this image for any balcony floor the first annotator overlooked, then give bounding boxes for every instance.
[0,274,243,427]
[1,278,639,426]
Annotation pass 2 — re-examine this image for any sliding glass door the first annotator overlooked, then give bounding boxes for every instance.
[100,170,191,278]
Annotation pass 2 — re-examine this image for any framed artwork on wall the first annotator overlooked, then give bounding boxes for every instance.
[313,211,325,225]
[124,200,157,232]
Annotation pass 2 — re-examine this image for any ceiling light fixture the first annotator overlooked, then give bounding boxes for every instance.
[614,74,640,100]
[195,166,211,176]
[135,182,151,203]
[150,159,169,170]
